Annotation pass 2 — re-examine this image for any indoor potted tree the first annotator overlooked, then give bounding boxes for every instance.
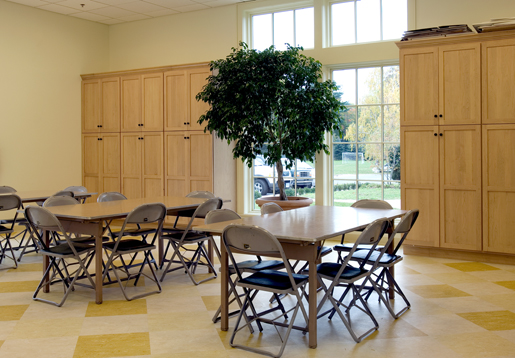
[196,42,346,209]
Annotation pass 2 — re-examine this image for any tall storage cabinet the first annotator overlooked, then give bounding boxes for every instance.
[398,30,515,262]
[81,64,222,204]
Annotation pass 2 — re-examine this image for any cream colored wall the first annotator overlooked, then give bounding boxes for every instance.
[0,0,109,191]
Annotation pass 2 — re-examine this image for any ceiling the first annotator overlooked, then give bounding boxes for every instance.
[7,0,254,25]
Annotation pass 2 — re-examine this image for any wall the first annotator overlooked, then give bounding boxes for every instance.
[0,0,109,191]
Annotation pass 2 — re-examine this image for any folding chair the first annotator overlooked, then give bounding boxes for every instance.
[163,190,217,234]
[349,209,419,319]
[223,224,309,358]
[64,186,88,203]
[0,194,23,269]
[102,203,166,301]
[316,217,389,343]
[25,206,96,307]
[160,197,223,285]
[206,209,287,325]
[333,199,393,263]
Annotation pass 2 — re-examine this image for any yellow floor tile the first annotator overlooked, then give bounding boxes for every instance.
[0,281,39,293]
[407,284,471,298]
[201,295,222,311]
[85,299,147,317]
[458,310,515,331]
[426,272,488,284]
[7,263,42,272]
[494,280,515,291]
[0,305,29,321]
[74,332,151,358]
[445,262,500,272]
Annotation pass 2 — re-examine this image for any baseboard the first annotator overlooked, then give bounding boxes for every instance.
[404,245,515,265]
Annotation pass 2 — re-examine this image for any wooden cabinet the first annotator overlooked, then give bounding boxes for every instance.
[482,124,515,254]
[398,30,515,261]
[400,43,480,126]
[165,131,213,197]
[164,67,210,131]
[82,77,120,133]
[82,133,121,201]
[121,132,164,199]
[121,73,163,132]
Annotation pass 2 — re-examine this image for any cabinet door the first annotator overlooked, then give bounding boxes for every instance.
[164,70,187,131]
[100,133,121,196]
[482,39,515,124]
[165,132,188,196]
[401,126,439,247]
[121,133,142,199]
[483,124,515,254]
[439,43,481,125]
[142,132,164,197]
[189,131,213,192]
[439,125,481,250]
[101,77,120,132]
[82,134,100,198]
[142,73,164,131]
[82,80,100,133]
[121,75,141,132]
[400,47,438,126]
[188,68,210,131]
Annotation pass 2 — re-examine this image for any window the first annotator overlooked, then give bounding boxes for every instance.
[331,0,407,46]
[252,7,314,51]
[331,65,400,209]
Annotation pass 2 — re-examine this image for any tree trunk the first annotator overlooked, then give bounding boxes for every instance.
[276,160,288,201]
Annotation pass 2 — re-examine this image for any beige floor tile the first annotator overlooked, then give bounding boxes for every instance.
[427,296,506,313]
[0,322,17,340]
[74,332,150,358]
[360,336,462,358]
[80,314,149,335]
[401,312,486,336]
[437,331,515,357]
[478,293,515,311]
[0,292,34,305]
[445,262,500,272]
[458,310,515,331]
[450,282,515,296]
[406,284,471,298]
[468,270,515,282]
[0,305,29,321]
[494,281,515,291]
[0,336,78,358]
[85,299,147,317]
[148,310,214,331]
[150,329,225,355]
[21,300,88,320]
[9,317,84,339]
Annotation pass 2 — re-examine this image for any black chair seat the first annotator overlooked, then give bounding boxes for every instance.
[333,243,384,252]
[44,242,94,256]
[320,246,332,255]
[239,270,308,291]
[104,239,155,252]
[227,259,284,273]
[162,231,208,242]
[317,262,368,280]
[0,225,13,233]
[351,250,401,265]
[110,228,156,237]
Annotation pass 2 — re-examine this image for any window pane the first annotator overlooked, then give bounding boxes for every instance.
[335,144,358,178]
[253,14,272,51]
[333,180,357,206]
[358,143,381,176]
[274,10,294,50]
[333,69,356,105]
[383,66,400,103]
[385,182,401,209]
[356,0,380,43]
[384,104,400,142]
[332,2,355,46]
[295,8,314,49]
[358,67,381,104]
[382,0,407,40]
[358,106,382,142]
[384,144,400,181]
[358,181,382,200]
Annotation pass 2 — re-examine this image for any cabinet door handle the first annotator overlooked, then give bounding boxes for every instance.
[439,114,443,118]
[439,133,443,136]
[184,122,187,125]
[99,125,102,128]
[434,115,437,118]
[434,133,437,136]
[187,122,190,125]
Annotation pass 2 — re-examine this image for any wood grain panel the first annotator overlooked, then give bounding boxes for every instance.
[121,75,141,132]
[142,132,163,197]
[142,73,163,131]
[164,70,186,131]
[439,43,481,125]
[101,77,120,132]
[188,68,210,131]
[121,133,141,199]
[82,80,100,133]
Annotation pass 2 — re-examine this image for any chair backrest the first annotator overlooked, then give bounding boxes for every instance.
[43,196,80,207]
[205,209,241,224]
[260,202,283,215]
[351,199,393,210]
[192,197,223,219]
[64,186,88,193]
[0,194,22,229]
[186,191,216,199]
[53,190,74,197]
[97,192,128,202]
[387,209,419,255]
[0,186,17,194]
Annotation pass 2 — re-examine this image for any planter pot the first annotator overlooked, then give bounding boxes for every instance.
[255,196,313,211]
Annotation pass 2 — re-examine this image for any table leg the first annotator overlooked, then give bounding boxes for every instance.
[221,243,229,331]
[95,221,103,304]
[43,230,50,293]
[308,244,318,349]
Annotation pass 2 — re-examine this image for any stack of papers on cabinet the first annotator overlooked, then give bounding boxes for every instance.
[473,17,515,32]
[401,24,474,41]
